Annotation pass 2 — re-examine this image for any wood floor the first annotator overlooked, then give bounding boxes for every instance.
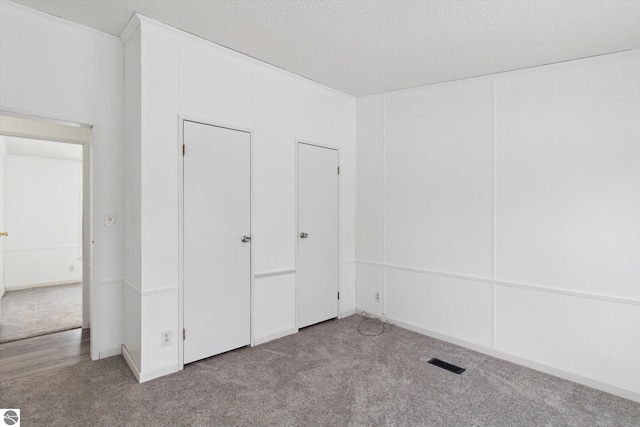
[0,328,89,382]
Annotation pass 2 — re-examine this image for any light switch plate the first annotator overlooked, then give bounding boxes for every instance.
[105,212,116,227]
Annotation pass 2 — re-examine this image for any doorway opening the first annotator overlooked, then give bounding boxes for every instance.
[0,114,92,382]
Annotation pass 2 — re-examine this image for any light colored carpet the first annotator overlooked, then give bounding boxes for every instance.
[1,314,638,426]
[0,283,82,343]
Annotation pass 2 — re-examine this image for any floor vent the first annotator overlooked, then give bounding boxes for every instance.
[428,358,465,374]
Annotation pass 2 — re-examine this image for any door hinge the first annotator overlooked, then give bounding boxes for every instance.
[337,166,340,175]
[182,144,185,156]
[338,292,340,300]
[183,328,186,340]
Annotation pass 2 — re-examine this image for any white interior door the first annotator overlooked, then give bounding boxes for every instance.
[297,142,338,328]
[183,121,251,364]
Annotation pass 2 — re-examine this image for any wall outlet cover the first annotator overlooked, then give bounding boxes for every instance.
[161,330,172,347]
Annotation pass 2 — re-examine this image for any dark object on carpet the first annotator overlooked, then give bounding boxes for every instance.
[2,315,639,426]
[358,311,394,336]
[428,357,466,374]
[0,283,82,343]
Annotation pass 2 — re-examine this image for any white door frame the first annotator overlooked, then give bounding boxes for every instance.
[0,110,94,355]
[177,114,254,370]
[295,139,340,329]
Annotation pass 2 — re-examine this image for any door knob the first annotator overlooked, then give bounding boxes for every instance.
[299,232,308,239]
[241,235,251,243]
[0,231,7,237]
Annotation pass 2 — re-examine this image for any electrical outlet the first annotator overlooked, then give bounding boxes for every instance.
[69,265,75,272]
[161,330,172,347]
[375,291,381,302]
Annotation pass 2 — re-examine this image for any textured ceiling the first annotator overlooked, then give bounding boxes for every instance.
[8,0,640,96]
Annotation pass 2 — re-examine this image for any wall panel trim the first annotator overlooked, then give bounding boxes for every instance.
[123,279,141,294]
[356,260,640,306]
[494,280,640,307]
[254,269,295,279]
[141,286,179,297]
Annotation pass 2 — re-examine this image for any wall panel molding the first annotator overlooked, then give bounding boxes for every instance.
[356,260,640,306]
[254,269,295,279]
[97,278,123,287]
[141,286,178,297]
[494,280,640,307]
[123,279,141,294]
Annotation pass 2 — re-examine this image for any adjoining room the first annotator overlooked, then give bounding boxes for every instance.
[0,115,92,382]
[0,137,83,342]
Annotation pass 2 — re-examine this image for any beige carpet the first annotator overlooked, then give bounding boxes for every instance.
[0,283,82,343]
[2,315,638,426]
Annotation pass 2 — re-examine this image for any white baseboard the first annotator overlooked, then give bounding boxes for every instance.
[139,363,179,383]
[99,346,122,359]
[121,345,141,382]
[121,344,179,383]
[254,328,298,346]
[360,310,640,403]
[5,280,82,291]
[339,308,357,318]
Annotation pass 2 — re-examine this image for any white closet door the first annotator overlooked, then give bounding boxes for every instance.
[297,142,338,328]
[183,121,251,364]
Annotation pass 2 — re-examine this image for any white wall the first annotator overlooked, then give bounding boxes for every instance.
[122,16,356,380]
[122,25,142,370]
[0,138,6,306]
[0,1,124,359]
[356,51,640,402]
[3,153,82,288]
